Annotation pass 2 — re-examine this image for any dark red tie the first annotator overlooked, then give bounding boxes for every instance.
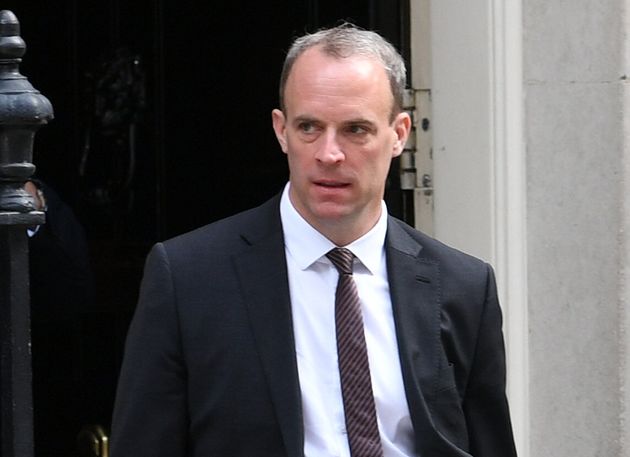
[326,248,383,457]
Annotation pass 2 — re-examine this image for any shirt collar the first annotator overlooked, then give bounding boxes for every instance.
[280,183,388,274]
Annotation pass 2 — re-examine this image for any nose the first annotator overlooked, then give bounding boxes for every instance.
[315,130,344,164]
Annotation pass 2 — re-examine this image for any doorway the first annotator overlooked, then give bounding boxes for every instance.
[5,1,409,454]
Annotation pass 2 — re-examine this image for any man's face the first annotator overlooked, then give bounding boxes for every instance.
[272,46,411,242]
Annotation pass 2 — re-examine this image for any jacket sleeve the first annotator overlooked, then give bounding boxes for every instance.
[463,264,518,457]
[110,243,188,457]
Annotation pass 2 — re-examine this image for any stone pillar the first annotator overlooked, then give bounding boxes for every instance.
[524,0,627,455]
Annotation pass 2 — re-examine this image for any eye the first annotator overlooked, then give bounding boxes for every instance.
[346,124,369,135]
[298,121,317,133]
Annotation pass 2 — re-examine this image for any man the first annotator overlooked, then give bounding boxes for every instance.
[25,179,95,456]
[111,24,517,457]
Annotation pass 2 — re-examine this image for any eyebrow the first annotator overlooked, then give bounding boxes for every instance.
[343,118,376,126]
[292,115,318,124]
[292,115,377,127]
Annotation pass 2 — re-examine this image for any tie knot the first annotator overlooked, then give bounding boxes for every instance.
[326,247,355,275]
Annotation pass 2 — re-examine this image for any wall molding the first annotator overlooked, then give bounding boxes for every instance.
[489,1,529,455]
[419,0,529,453]
[620,0,630,450]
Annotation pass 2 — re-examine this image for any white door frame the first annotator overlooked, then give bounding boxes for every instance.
[409,1,529,455]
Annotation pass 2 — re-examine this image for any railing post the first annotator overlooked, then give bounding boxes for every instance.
[0,10,53,457]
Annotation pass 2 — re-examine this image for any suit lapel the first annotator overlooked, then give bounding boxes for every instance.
[386,218,442,437]
[229,204,444,456]
[232,198,304,457]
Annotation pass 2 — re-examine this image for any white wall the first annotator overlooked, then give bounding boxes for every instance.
[524,0,627,455]
[417,0,630,455]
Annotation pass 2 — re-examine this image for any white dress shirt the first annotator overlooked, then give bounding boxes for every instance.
[280,184,416,457]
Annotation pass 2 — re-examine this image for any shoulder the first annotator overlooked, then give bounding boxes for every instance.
[143,194,284,301]
[387,217,493,286]
[389,217,487,265]
[161,194,282,257]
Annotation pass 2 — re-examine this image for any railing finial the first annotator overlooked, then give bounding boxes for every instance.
[0,9,54,213]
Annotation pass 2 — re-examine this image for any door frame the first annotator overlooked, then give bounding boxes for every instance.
[410,1,529,455]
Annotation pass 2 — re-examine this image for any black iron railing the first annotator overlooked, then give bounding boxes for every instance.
[0,10,53,457]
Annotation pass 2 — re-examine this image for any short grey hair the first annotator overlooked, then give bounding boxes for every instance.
[278,23,407,120]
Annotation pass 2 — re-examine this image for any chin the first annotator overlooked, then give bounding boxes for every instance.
[308,203,354,223]
[314,208,352,222]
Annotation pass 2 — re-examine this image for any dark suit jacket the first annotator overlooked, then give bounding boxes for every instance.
[111,195,517,457]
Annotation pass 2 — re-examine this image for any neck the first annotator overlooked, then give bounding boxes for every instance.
[309,209,382,247]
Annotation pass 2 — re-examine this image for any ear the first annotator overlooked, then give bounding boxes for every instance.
[391,111,412,158]
[271,109,288,154]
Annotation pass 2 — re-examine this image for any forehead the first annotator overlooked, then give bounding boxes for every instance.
[283,47,393,117]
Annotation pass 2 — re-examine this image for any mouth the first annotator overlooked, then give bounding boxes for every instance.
[313,179,350,188]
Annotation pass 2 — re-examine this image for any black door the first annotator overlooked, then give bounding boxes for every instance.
[4,1,409,455]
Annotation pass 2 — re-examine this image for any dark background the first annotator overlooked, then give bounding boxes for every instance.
[3,1,410,455]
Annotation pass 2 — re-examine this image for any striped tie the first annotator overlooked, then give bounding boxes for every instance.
[326,248,383,457]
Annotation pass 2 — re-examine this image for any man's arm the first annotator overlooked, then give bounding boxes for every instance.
[463,265,518,457]
[110,243,188,457]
